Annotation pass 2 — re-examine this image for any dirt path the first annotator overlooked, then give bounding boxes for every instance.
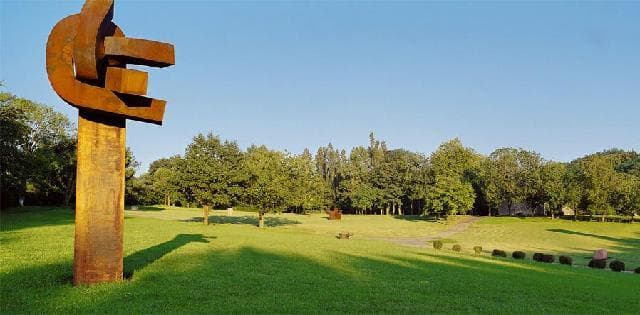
[370,216,483,247]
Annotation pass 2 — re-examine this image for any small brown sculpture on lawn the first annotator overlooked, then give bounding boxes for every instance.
[326,208,342,220]
[46,0,175,285]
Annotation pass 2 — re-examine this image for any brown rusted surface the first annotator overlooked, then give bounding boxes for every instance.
[46,0,175,286]
[326,208,342,220]
[74,110,125,285]
[74,0,114,82]
[105,37,175,67]
[46,1,175,125]
[105,67,148,95]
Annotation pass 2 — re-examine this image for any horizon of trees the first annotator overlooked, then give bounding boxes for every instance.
[2,91,639,220]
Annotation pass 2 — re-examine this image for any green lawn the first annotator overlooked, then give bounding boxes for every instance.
[1,206,639,313]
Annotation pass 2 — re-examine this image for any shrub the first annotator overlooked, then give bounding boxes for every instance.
[588,259,607,269]
[492,249,507,257]
[432,240,443,250]
[541,254,555,263]
[473,246,482,254]
[532,253,554,263]
[635,267,640,274]
[512,251,526,260]
[559,256,573,266]
[452,244,462,252]
[532,253,543,262]
[609,260,625,272]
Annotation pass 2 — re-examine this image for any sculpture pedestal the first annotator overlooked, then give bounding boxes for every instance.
[73,110,126,285]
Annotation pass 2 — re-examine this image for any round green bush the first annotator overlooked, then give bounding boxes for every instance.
[432,240,443,250]
[473,246,482,254]
[492,249,507,257]
[609,260,625,272]
[635,267,640,274]
[512,251,526,260]
[588,259,607,269]
[452,244,462,252]
[533,253,543,262]
[559,256,573,265]
[540,254,555,263]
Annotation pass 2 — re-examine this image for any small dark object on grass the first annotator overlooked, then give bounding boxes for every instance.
[473,246,482,254]
[337,233,353,239]
[533,253,543,262]
[512,251,526,260]
[452,244,462,252]
[432,240,443,250]
[492,249,507,257]
[609,260,625,272]
[588,259,607,269]
[559,256,573,265]
[539,254,555,263]
[635,267,640,274]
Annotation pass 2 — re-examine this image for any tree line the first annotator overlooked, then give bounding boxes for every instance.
[2,92,639,219]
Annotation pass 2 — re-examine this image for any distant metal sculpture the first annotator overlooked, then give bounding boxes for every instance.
[326,208,342,220]
[46,0,175,285]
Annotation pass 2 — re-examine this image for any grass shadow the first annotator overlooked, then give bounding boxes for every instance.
[392,215,439,222]
[124,234,215,279]
[547,228,622,242]
[126,206,165,211]
[0,207,73,232]
[181,215,301,227]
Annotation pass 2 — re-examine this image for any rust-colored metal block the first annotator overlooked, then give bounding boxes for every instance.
[105,37,175,68]
[74,111,125,284]
[45,0,175,286]
[105,67,148,95]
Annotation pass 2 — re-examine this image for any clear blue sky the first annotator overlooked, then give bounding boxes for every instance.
[2,1,639,171]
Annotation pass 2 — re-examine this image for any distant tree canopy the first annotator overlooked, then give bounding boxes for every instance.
[1,92,76,208]
[2,91,639,219]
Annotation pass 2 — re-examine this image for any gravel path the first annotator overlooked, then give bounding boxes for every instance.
[369,216,483,247]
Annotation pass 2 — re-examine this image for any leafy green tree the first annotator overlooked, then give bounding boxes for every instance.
[425,175,475,217]
[315,143,347,208]
[483,148,545,216]
[285,149,326,213]
[181,133,246,208]
[424,139,479,216]
[540,162,566,218]
[244,145,289,213]
[0,91,75,207]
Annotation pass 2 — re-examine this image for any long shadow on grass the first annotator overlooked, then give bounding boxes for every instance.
[3,245,639,314]
[392,215,439,222]
[182,215,300,227]
[0,207,73,232]
[546,228,623,242]
[126,205,165,211]
[124,233,215,279]
[547,229,640,266]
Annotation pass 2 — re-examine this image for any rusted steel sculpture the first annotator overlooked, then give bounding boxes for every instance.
[46,0,175,285]
[325,208,342,220]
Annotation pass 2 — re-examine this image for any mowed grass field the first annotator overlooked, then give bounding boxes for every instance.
[1,206,639,314]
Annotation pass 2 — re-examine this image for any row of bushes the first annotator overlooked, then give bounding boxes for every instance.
[588,259,629,272]
[431,241,640,274]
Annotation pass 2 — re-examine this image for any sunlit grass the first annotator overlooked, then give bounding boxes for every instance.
[450,217,640,267]
[2,207,639,313]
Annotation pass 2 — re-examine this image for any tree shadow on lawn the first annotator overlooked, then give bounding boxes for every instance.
[125,205,165,211]
[0,206,74,232]
[546,228,624,242]
[547,229,640,265]
[392,215,440,222]
[181,215,300,227]
[3,245,639,314]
